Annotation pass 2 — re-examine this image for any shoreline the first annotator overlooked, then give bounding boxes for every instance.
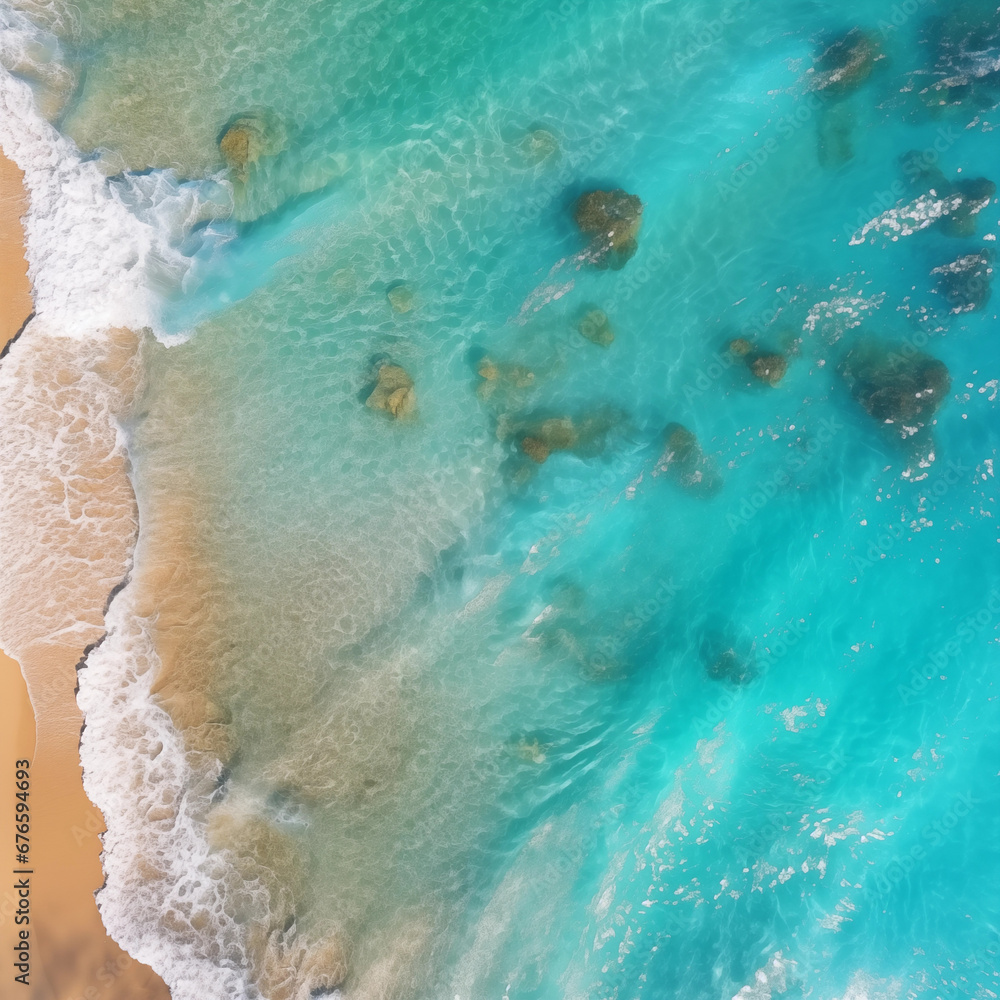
[0,151,170,998]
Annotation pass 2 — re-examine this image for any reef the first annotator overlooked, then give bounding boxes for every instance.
[519,417,578,464]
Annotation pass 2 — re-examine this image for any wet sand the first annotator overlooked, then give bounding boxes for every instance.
[0,151,170,998]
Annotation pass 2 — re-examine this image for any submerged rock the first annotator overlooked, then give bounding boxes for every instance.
[219,126,253,170]
[521,126,560,164]
[933,250,993,312]
[365,362,416,419]
[475,354,537,406]
[477,356,535,388]
[812,28,883,95]
[840,341,951,433]
[330,268,358,300]
[703,642,757,685]
[656,423,723,498]
[727,337,753,357]
[218,110,285,178]
[574,189,643,269]
[519,417,577,463]
[520,435,551,463]
[514,737,549,764]
[576,306,615,347]
[817,103,855,168]
[386,282,416,313]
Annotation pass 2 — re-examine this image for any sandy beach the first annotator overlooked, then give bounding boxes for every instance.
[0,151,170,998]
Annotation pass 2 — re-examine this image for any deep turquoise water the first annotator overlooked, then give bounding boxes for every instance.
[6,0,1000,996]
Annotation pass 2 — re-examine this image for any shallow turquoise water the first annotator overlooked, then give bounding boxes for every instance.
[22,0,1000,995]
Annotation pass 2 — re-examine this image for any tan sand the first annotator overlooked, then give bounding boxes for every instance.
[1,153,32,351]
[0,151,170,999]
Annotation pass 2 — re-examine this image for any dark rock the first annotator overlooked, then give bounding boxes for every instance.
[574,189,643,269]
[840,341,950,432]
[700,625,758,684]
[749,352,788,386]
[728,338,788,386]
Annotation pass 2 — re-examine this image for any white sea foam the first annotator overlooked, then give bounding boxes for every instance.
[79,592,254,999]
[0,5,230,339]
[1,7,248,997]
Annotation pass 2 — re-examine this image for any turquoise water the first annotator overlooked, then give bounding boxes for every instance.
[14,0,1000,995]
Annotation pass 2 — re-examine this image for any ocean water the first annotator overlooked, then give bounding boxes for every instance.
[2,0,1000,997]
